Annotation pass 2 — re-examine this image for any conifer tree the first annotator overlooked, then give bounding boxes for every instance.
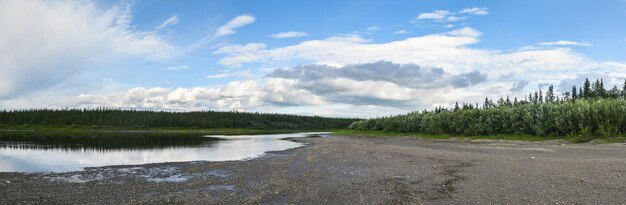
[546,85,555,102]
[622,79,626,98]
[484,97,490,109]
[583,78,591,98]
[579,87,583,99]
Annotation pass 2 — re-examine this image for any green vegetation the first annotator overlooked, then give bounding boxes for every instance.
[349,78,626,142]
[0,109,358,130]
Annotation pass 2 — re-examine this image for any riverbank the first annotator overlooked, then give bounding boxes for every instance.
[1,135,625,204]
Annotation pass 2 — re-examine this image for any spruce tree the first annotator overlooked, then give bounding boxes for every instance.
[579,87,583,99]
[609,86,620,98]
[622,79,626,98]
[583,78,591,98]
[484,97,490,109]
[546,85,555,102]
[572,86,577,100]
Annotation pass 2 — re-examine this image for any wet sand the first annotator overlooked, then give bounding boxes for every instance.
[1,135,625,204]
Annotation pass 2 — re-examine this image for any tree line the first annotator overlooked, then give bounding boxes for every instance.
[0,109,358,130]
[350,78,626,137]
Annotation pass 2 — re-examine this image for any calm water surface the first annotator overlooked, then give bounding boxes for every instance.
[0,132,328,173]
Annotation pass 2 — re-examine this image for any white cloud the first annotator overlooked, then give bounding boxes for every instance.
[214,27,485,70]
[538,40,593,47]
[207,27,626,111]
[215,14,255,37]
[366,26,380,32]
[417,10,449,20]
[155,15,179,29]
[269,31,309,38]
[164,65,190,71]
[460,7,489,15]
[53,79,325,111]
[394,30,409,34]
[416,10,458,21]
[446,27,481,37]
[415,7,488,23]
[106,4,176,61]
[206,70,253,79]
[184,14,256,54]
[0,0,175,98]
[3,8,625,118]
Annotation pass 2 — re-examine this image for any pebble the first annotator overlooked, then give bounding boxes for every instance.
[529,156,536,159]
[5,180,10,184]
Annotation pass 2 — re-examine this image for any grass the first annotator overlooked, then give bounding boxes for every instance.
[332,130,626,143]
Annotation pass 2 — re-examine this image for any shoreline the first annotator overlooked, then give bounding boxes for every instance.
[1,135,625,204]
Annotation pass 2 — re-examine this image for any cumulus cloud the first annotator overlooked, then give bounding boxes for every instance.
[269,61,487,89]
[48,61,490,112]
[55,79,325,111]
[4,12,626,118]
[155,15,179,29]
[215,15,255,37]
[0,0,175,98]
[214,28,487,69]
[205,27,626,113]
[269,31,309,38]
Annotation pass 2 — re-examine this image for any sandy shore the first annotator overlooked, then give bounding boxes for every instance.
[1,135,625,204]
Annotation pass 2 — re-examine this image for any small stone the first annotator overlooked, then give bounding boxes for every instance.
[5,180,10,184]
[529,156,536,159]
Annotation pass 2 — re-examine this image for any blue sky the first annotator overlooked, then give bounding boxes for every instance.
[1,0,626,117]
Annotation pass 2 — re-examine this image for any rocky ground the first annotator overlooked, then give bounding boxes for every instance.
[1,135,625,204]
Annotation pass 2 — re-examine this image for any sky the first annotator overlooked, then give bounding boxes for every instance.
[1,0,626,118]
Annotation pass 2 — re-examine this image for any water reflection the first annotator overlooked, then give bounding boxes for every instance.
[0,133,219,151]
[0,132,327,173]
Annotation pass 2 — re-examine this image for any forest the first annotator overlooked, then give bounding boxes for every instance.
[0,109,357,130]
[349,78,626,138]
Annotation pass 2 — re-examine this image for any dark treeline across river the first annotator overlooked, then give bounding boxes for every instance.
[0,109,358,130]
